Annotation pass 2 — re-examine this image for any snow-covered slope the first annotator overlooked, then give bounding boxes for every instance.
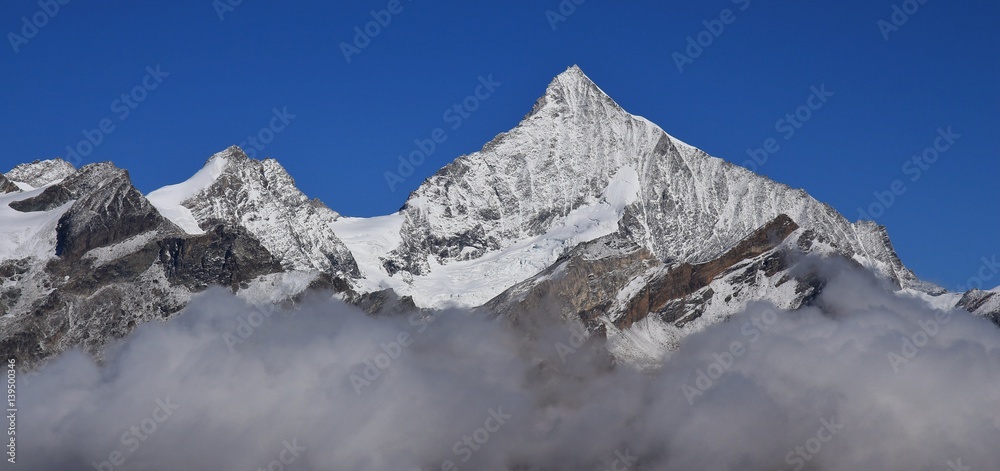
[334,166,643,307]
[147,152,229,234]
[0,187,72,261]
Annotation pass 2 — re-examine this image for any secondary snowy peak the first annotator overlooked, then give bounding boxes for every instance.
[383,66,922,298]
[151,146,359,277]
[4,158,76,189]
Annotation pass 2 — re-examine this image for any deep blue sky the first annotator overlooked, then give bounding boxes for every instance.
[2,1,997,289]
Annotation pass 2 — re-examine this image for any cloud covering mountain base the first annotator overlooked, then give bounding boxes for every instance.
[19,260,1000,470]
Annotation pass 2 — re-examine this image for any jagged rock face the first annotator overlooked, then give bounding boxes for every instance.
[958,289,1000,327]
[8,184,72,212]
[1,222,284,367]
[614,214,800,330]
[52,164,167,259]
[604,230,841,366]
[386,66,922,294]
[161,147,360,278]
[0,174,18,194]
[4,158,76,188]
[483,214,848,366]
[482,234,659,325]
[155,224,283,290]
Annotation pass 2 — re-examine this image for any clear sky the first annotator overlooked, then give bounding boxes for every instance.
[2,1,997,289]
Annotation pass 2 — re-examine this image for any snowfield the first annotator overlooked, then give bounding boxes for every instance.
[147,152,229,235]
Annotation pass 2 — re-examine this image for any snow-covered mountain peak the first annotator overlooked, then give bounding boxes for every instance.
[4,158,76,189]
[529,65,624,121]
[148,147,358,276]
[147,150,230,235]
[371,65,931,305]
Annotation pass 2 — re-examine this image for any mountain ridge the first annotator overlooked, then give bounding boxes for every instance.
[3,65,989,369]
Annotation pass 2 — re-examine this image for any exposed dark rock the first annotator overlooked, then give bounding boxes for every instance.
[1,221,285,368]
[9,184,73,212]
[156,224,283,290]
[54,164,166,259]
[957,290,1000,327]
[352,288,419,317]
[482,233,658,329]
[0,174,19,194]
[616,214,799,330]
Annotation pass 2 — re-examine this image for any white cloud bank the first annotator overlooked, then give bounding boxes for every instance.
[17,259,1000,470]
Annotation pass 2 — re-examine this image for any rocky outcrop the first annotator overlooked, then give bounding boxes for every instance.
[485,214,810,339]
[53,164,167,259]
[0,174,18,194]
[957,289,1000,327]
[1,221,285,367]
[615,214,799,330]
[155,224,283,290]
[483,234,656,324]
[8,184,72,212]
